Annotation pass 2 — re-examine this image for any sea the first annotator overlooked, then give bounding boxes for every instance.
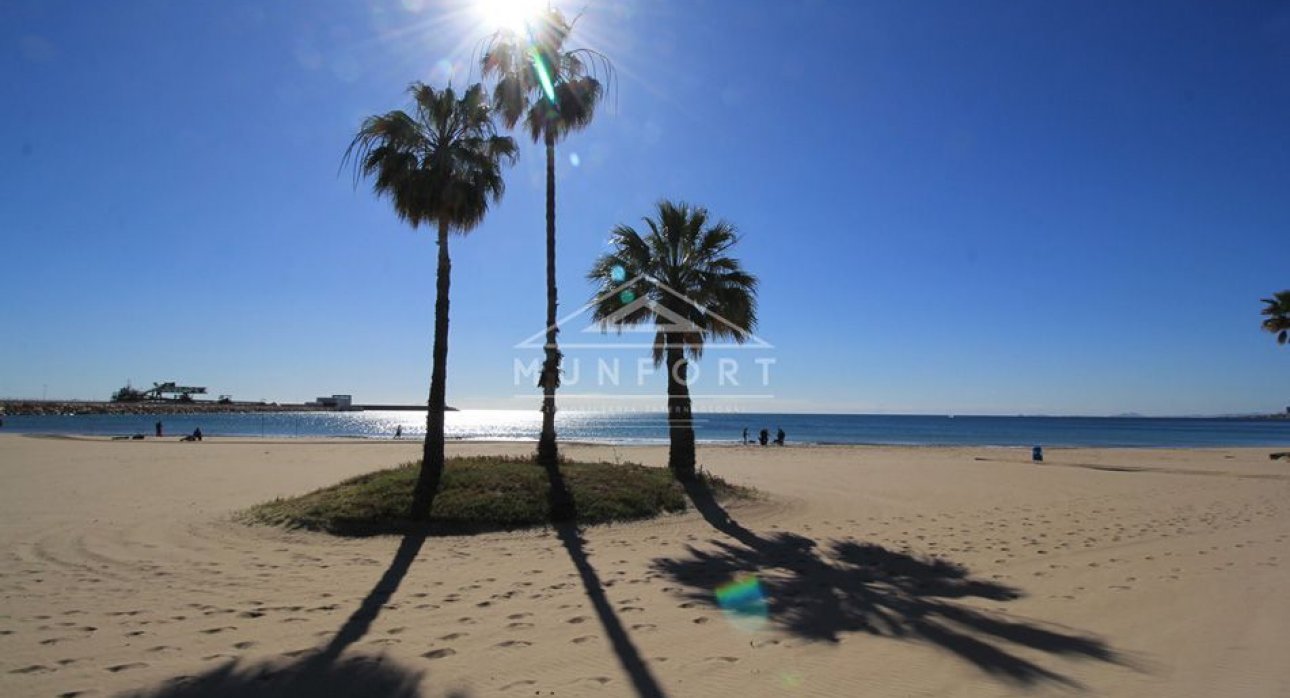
[2,410,1288,448]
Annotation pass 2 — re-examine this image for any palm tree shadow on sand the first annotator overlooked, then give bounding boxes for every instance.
[119,530,462,698]
[544,463,668,698]
[659,480,1130,689]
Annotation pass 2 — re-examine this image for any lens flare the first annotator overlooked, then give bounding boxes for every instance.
[779,672,804,688]
[619,289,636,304]
[530,47,558,104]
[715,575,768,631]
[430,58,457,83]
[610,264,626,283]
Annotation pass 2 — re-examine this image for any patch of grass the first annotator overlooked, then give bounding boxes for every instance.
[242,456,753,537]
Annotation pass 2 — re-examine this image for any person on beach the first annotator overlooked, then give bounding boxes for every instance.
[775,428,786,446]
[759,428,769,446]
[155,421,163,437]
[395,425,403,439]
[742,427,749,445]
[193,427,202,441]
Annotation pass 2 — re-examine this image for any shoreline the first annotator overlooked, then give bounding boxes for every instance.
[7,432,1290,452]
[10,430,1290,451]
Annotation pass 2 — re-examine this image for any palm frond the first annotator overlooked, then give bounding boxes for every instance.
[343,81,517,234]
[477,8,613,145]
[588,199,759,362]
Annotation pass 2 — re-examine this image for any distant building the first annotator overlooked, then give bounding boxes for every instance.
[314,394,353,410]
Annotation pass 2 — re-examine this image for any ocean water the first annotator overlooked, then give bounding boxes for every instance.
[2,410,1288,448]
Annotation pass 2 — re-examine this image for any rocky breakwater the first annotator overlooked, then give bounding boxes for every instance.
[0,401,330,416]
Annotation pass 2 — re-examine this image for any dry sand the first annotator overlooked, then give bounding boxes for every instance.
[2,433,1289,697]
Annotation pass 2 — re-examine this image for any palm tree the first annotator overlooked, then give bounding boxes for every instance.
[1262,290,1290,345]
[588,201,759,481]
[482,8,610,468]
[344,83,517,520]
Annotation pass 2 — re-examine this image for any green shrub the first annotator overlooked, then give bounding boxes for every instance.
[243,456,751,537]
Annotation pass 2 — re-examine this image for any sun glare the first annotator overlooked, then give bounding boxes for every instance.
[476,0,544,36]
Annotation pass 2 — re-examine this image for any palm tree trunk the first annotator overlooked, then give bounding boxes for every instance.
[666,338,696,481]
[411,220,451,520]
[537,131,560,467]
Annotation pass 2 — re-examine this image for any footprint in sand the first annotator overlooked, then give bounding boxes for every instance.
[578,676,612,686]
[10,665,53,674]
[495,640,532,648]
[570,635,597,644]
[705,656,740,664]
[566,616,589,624]
[421,648,457,660]
[200,626,237,634]
[439,632,468,641]
[501,679,537,690]
[507,622,535,629]
[106,662,149,673]
[631,623,656,631]
[233,641,256,650]
[692,617,711,624]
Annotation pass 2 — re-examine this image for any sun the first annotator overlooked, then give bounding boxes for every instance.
[475,0,544,36]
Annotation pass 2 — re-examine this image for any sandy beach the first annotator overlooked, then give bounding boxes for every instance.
[2,434,1289,697]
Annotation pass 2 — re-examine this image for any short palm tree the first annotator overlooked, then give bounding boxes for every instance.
[482,8,610,468]
[344,82,517,519]
[1262,290,1290,345]
[588,201,759,481]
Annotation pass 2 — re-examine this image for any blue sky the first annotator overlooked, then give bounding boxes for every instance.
[2,0,1287,416]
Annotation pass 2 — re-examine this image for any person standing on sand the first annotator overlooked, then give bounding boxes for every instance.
[775,428,786,446]
[395,425,403,439]
[155,421,162,437]
[759,428,769,446]
[194,427,202,441]
[742,427,748,445]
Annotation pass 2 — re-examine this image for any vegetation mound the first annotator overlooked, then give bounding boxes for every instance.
[243,456,752,537]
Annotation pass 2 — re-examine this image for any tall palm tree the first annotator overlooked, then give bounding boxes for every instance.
[588,201,759,481]
[482,8,609,468]
[1262,290,1290,345]
[344,82,517,520]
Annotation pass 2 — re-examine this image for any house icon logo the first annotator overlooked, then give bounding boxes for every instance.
[514,274,772,351]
